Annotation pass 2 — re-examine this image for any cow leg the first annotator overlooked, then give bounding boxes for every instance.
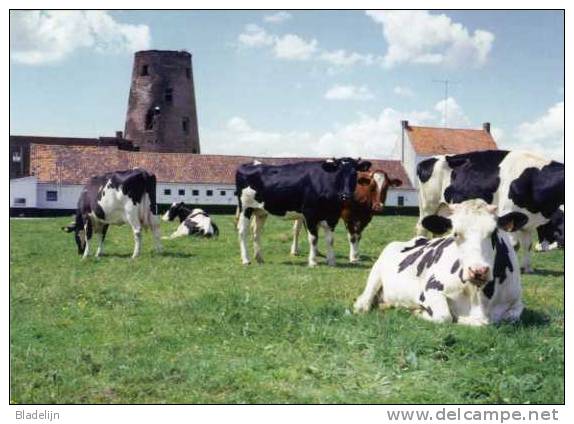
[82,219,93,260]
[95,224,109,257]
[417,290,453,324]
[517,229,533,273]
[252,211,267,264]
[354,260,384,313]
[290,218,303,256]
[163,225,189,240]
[237,208,252,265]
[320,221,336,266]
[306,220,319,267]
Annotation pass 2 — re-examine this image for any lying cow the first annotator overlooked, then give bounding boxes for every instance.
[416,150,564,273]
[236,158,372,266]
[354,199,527,326]
[290,169,402,263]
[535,207,564,252]
[161,202,219,239]
[62,168,162,259]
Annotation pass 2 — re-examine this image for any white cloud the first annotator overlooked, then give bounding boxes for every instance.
[393,85,415,97]
[237,25,374,68]
[324,84,374,101]
[263,12,292,23]
[237,24,275,47]
[501,102,564,161]
[434,97,471,128]
[202,108,434,159]
[319,49,374,66]
[10,11,150,65]
[273,34,318,60]
[366,10,494,68]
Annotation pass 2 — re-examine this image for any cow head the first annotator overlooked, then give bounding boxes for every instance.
[322,158,372,202]
[61,214,87,255]
[357,170,403,212]
[421,199,528,286]
[162,202,187,222]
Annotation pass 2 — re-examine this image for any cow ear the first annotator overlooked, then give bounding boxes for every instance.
[421,215,452,235]
[356,161,372,172]
[357,177,371,186]
[497,212,529,232]
[445,156,469,168]
[390,178,402,187]
[322,161,339,172]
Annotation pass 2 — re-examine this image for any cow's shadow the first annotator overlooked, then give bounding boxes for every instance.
[530,268,564,278]
[516,308,553,327]
[100,252,194,259]
[278,260,371,269]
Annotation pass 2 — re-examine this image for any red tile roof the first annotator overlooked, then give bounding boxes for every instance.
[30,144,414,189]
[406,125,497,155]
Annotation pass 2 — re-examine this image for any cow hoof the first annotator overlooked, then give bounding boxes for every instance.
[349,258,360,264]
[521,267,534,274]
[308,261,318,268]
[327,260,336,267]
[242,260,251,266]
[290,250,300,256]
[353,298,371,314]
[255,256,264,264]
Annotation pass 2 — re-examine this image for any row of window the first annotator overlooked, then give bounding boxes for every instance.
[163,189,233,197]
[40,191,404,204]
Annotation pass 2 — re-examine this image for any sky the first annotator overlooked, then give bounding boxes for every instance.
[9,10,564,160]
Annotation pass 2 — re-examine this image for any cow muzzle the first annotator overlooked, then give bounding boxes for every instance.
[339,193,352,202]
[467,266,490,286]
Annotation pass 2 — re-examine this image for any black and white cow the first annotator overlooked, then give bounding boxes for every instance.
[161,202,219,239]
[235,158,372,266]
[354,199,527,326]
[416,150,564,273]
[535,207,564,252]
[62,168,162,259]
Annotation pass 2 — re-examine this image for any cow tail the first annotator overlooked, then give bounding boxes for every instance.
[148,173,158,215]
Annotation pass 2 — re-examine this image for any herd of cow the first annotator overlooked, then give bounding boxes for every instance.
[61,149,564,327]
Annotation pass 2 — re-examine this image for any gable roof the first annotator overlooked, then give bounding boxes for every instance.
[405,125,497,156]
[30,144,414,189]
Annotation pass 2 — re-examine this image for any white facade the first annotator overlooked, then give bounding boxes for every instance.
[402,137,432,190]
[10,180,418,210]
[10,176,37,208]
[157,183,236,206]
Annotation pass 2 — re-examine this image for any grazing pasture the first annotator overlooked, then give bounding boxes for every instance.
[10,215,563,404]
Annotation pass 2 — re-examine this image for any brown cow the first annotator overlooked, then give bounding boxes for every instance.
[290,170,402,262]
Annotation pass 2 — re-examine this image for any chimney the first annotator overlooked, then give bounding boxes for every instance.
[401,120,409,164]
[115,131,123,139]
[401,120,409,130]
[482,122,491,133]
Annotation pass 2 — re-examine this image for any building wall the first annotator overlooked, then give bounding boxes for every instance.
[36,183,84,209]
[386,188,418,207]
[157,183,236,206]
[10,177,37,208]
[124,50,200,153]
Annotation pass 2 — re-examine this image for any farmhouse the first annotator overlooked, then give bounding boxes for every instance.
[9,49,497,215]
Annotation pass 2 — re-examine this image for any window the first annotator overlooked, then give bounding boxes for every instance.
[145,109,154,130]
[14,198,26,206]
[178,189,185,196]
[186,67,191,79]
[206,190,213,197]
[182,117,189,134]
[192,190,199,196]
[220,190,226,196]
[234,190,238,196]
[12,151,21,162]
[140,65,149,76]
[397,196,405,207]
[164,189,172,196]
[165,88,173,104]
[46,191,58,202]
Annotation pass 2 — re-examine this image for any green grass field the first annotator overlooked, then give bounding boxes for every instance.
[10,215,564,404]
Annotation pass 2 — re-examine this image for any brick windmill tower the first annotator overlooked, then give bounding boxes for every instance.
[124,50,200,153]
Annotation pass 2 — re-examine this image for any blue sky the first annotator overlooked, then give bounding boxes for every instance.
[10,10,564,160]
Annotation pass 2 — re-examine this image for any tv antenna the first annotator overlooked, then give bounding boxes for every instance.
[433,79,459,127]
